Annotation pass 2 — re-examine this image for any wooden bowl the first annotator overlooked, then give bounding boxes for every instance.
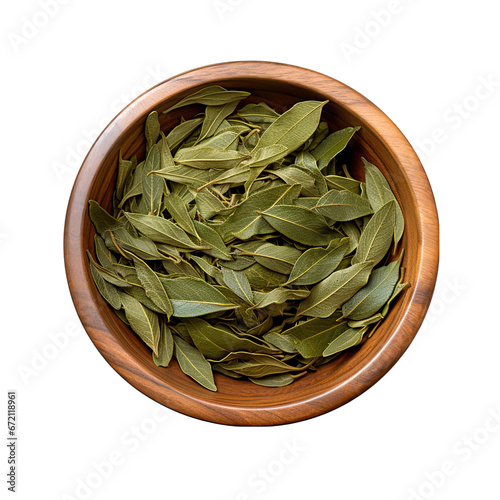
[64,61,439,426]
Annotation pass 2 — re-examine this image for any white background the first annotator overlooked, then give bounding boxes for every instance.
[2,1,500,499]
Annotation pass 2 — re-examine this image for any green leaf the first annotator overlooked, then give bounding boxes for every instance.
[295,151,328,196]
[341,221,361,252]
[325,175,361,194]
[157,133,175,170]
[221,267,253,304]
[311,126,360,169]
[153,324,174,367]
[165,117,204,150]
[195,189,225,219]
[215,352,302,378]
[160,276,237,317]
[174,147,250,169]
[322,327,366,356]
[163,193,198,238]
[193,220,231,260]
[119,292,161,356]
[296,261,374,318]
[249,374,295,387]
[286,238,349,285]
[381,282,410,317]
[313,189,373,221]
[252,100,327,157]
[133,257,173,319]
[88,255,121,309]
[149,164,213,189]
[88,201,123,235]
[94,234,117,272]
[190,255,224,283]
[164,86,250,113]
[243,263,287,292]
[116,152,137,199]
[363,158,404,245]
[246,144,288,168]
[352,201,396,266]
[173,335,217,391]
[342,259,400,320]
[251,243,302,274]
[217,184,301,241]
[260,205,334,246]
[86,251,130,287]
[284,314,350,357]
[270,166,319,196]
[145,111,160,151]
[124,213,205,250]
[195,130,241,151]
[107,228,165,261]
[237,102,279,124]
[252,288,310,309]
[197,100,241,143]
[184,318,277,360]
[142,144,164,215]
[262,332,298,353]
[124,286,165,314]
[348,314,383,328]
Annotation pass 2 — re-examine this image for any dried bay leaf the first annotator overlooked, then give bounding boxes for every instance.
[217,184,301,242]
[249,374,295,387]
[124,213,206,250]
[381,282,410,317]
[284,314,350,358]
[165,117,204,150]
[311,126,360,170]
[116,152,137,199]
[164,86,250,113]
[260,205,333,246]
[262,332,298,353]
[163,193,198,238]
[119,292,161,356]
[173,335,217,391]
[145,111,160,151]
[142,144,163,215]
[174,147,250,170]
[220,268,253,304]
[296,261,374,318]
[237,102,279,124]
[184,318,277,360]
[342,258,400,320]
[313,189,373,221]
[363,158,404,245]
[193,220,231,260]
[286,238,349,286]
[242,242,301,274]
[352,200,396,266]
[252,100,327,157]
[150,164,213,189]
[88,255,121,309]
[133,257,173,319]
[153,324,174,367]
[252,288,310,309]
[322,327,366,356]
[243,263,287,292]
[197,100,241,143]
[160,276,237,317]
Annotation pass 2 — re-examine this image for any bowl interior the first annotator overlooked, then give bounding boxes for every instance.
[69,63,435,425]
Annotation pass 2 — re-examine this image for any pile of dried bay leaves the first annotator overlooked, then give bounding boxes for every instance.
[87,86,409,391]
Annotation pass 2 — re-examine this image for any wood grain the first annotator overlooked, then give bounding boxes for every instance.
[64,61,439,426]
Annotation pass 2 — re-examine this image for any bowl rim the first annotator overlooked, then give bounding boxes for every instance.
[64,60,439,426]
